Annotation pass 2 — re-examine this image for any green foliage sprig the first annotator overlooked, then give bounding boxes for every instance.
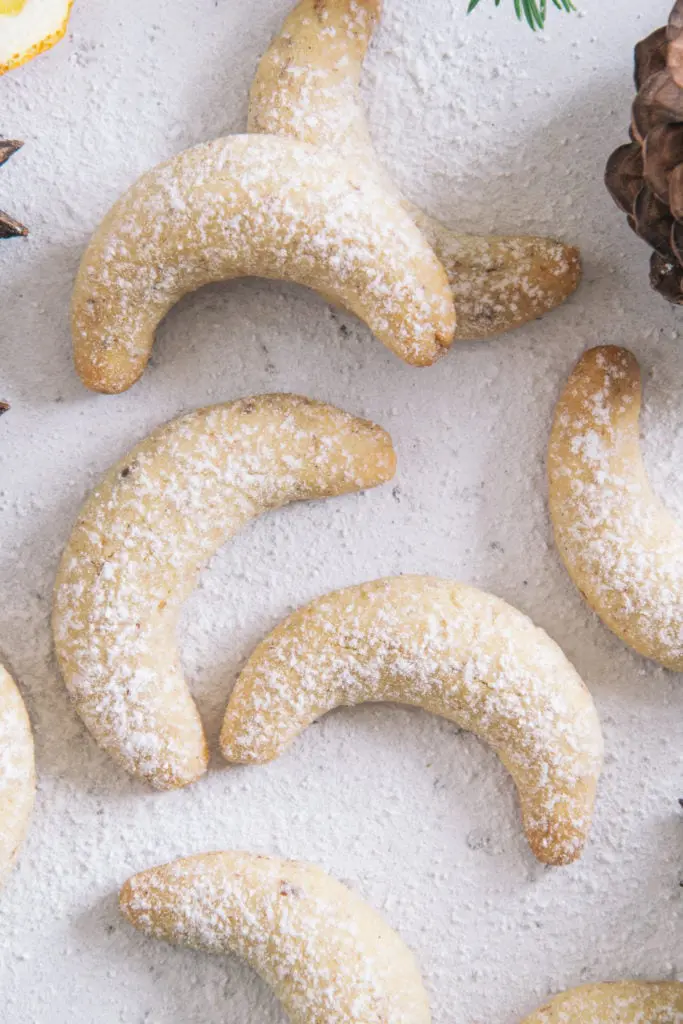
[467,0,576,31]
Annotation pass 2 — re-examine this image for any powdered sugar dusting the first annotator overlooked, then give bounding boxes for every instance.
[0,665,35,886]
[221,576,603,865]
[248,0,581,340]
[52,395,395,788]
[2,0,683,1019]
[72,132,455,392]
[548,346,683,669]
[120,851,430,1024]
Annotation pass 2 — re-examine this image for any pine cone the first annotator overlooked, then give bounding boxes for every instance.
[605,0,683,304]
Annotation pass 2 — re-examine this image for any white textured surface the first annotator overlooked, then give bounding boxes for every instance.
[0,0,682,1021]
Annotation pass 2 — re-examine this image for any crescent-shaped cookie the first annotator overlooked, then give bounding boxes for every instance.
[521,982,683,1023]
[52,395,396,789]
[548,345,683,670]
[220,576,603,865]
[0,664,35,886]
[72,134,455,393]
[120,851,431,1024]
[248,0,581,340]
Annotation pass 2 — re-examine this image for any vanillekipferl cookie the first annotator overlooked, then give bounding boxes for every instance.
[521,981,683,1023]
[72,134,455,393]
[221,576,604,866]
[120,850,431,1024]
[0,663,35,887]
[549,345,683,669]
[249,0,582,340]
[53,395,396,790]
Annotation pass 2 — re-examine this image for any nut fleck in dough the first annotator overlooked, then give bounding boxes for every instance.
[72,134,456,393]
[221,576,603,866]
[0,664,35,887]
[53,395,396,790]
[120,851,431,1024]
[249,0,582,340]
[549,345,683,669]
[521,982,683,1023]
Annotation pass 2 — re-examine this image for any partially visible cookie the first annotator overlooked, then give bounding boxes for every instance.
[120,850,431,1024]
[0,664,35,887]
[549,346,683,669]
[522,982,683,1023]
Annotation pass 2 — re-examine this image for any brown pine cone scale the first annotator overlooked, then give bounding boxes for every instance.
[605,143,644,212]
[635,27,668,89]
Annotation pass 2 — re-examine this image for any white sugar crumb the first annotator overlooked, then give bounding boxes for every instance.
[121,852,429,1024]
[53,396,394,787]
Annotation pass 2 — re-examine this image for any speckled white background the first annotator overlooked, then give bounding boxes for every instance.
[0,1,682,1021]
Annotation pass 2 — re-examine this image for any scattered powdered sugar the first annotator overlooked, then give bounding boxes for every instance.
[222,576,604,865]
[53,395,394,788]
[247,0,581,340]
[549,347,683,668]
[120,851,431,1024]
[0,666,35,886]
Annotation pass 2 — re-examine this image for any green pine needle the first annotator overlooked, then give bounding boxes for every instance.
[467,0,576,30]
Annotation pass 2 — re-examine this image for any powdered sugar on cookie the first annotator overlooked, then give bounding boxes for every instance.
[52,395,395,789]
[120,851,431,1024]
[0,665,35,886]
[248,0,581,341]
[548,346,683,669]
[72,133,455,393]
[221,576,604,865]
[521,981,683,1024]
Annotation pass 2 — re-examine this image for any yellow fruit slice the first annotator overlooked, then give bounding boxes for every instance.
[0,1,28,16]
[0,0,73,75]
